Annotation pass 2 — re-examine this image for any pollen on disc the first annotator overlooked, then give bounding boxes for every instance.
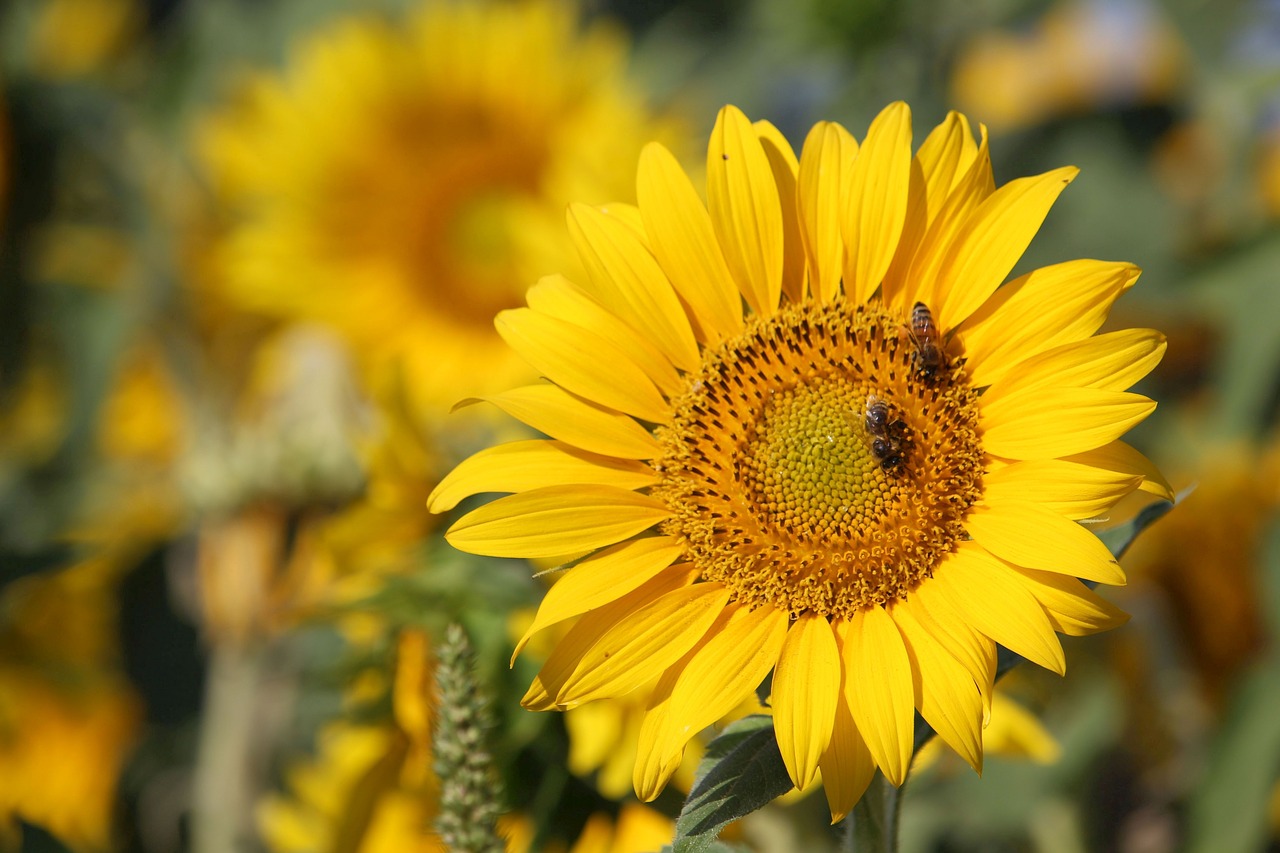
[653,300,985,618]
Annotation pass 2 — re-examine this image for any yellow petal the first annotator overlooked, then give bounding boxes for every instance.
[966,499,1125,585]
[1006,565,1130,637]
[634,656,688,801]
[526,274,683,396]
[984,693,1061,764]
[880,111,977,311]
[523,565,701,710]
[567,202,700,372]
[611,804,677,852]
[429,440,657,514]
[981,459,1142,521]
[512,536,686,661]
[916,111,978,222]
[897,595,992,694]
[890,603,984,773]
[929,544,1066,675]
[754,119,808,304]
[446,485,670,559]
[636,142,743,343]
[884,113,980,311]
[459,384,660,459]
[1064,440,1173,501]
[565,701,624,782]
[982,328,1167,403]
[931,166,1079,331]
[707,105,784,317]
[798,121,857,305]
[772,613,840,789]
[956,260,1141,388]
[908,586,997,719]
[554,583,731,708]
[842,607,914,786]
[981,386,1157,460]
[879,157,927,313]
[634,604,786,801]
[596,201,648,242]
[650,602,789,764]
[495,308,670,423]
[901,127,993,311]
[818,680,875,823]
[842,102,913,305]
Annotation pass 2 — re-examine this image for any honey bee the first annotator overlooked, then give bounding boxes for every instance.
[906,301,945,380]
[863,395,908,471]
[864,394,890,434]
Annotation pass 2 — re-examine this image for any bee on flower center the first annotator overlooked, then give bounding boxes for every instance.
[906,301,945,380]
[863,394,909,472]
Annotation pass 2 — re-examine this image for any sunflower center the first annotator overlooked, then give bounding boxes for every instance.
[653,300,985,618]
[738,381,891,539]
[323,99,546,327]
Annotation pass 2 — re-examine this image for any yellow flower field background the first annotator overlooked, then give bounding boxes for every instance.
[1,0,1278,851]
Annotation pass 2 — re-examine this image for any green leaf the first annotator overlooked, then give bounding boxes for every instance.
[663,843,752,853]
[1098,491,1184,559]
[1181,232,1280,437]
[1185,663,1280,853]
[672,715,793,853]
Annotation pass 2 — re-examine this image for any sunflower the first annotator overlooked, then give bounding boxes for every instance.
[199,0,683,418]
[0,563,142,852]
[950,1,1185,133]
[429,103,1169,821]
[568,804,675,853]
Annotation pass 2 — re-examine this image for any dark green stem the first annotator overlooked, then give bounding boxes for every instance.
[843,772,902,853]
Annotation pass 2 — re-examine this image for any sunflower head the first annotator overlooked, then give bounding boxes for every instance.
[198,0,684,415]
[431,102,1168,821]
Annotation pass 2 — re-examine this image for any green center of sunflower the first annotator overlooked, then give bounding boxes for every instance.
[653,300,985,618]
[738,381,890,538]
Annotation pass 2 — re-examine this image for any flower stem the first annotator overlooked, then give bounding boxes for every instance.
[843,772,901,853]
[192,643,263,853]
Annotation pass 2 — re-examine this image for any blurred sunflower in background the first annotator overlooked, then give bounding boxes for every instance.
[434,101,1169,820]
[949,0,1185,134]
[0,561,142,852]
[256,630,445,853]
[171,2,697,851]
[198,0,686,428]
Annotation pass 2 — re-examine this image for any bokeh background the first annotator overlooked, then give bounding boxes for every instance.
[2,0,1279,851]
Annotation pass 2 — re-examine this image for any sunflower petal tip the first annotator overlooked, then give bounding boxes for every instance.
[520,685,554,712]
[883,100,911,119]
[510,632,535,667]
